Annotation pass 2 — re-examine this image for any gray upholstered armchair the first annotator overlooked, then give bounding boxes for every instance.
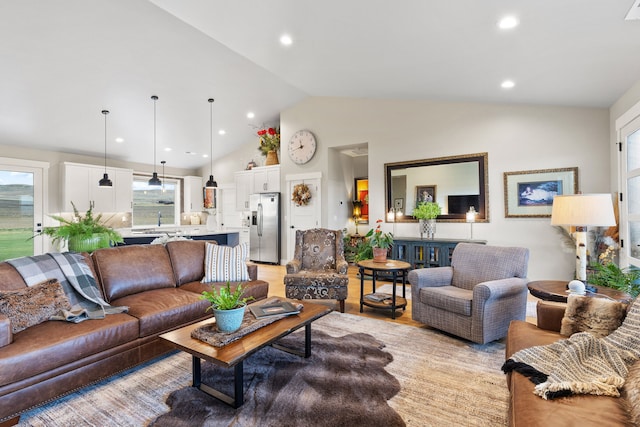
[408,243,529,344]
[284,228,349,312]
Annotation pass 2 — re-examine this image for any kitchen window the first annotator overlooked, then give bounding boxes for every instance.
[132,175,180,227]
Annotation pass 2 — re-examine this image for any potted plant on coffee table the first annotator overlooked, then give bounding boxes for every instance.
[200,282,255,332]
[366,219,393,263]
[413,201,441,239]
[39,201,123,252]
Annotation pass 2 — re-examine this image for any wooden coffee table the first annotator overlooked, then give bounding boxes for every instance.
[159,301,331,408]
[527,280,632,303]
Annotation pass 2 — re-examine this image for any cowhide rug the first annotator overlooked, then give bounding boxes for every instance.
[149,329,404,427]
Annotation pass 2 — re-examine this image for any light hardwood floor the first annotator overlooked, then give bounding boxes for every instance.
[258,263,538,328]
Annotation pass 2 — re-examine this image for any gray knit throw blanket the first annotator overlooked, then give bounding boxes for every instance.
[502,297,640,400]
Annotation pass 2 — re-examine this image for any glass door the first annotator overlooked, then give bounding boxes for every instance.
[0,162,45,261]
[620,114,640,267]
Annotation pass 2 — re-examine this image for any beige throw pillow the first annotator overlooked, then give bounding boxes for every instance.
[560,293,628,338]
[0,279,71,334]
[202,242,250,283]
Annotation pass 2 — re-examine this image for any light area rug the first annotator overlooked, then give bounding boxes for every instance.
[16,312,509,427]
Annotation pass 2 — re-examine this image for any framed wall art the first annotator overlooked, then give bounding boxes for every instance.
[503,167,578,218]
[415,185,436,206]
[354,177,369,223]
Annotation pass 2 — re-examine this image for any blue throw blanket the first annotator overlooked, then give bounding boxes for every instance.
[8,252,128,323]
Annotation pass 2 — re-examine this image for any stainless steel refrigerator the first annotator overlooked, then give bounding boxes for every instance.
[249,192,281,264]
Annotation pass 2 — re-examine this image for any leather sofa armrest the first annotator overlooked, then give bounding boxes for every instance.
[0,314,12,347]
[286,259,301,274]
[246,262,258,281]
[536,300,566,332]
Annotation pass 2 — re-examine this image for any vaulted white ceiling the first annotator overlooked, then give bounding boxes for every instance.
[1,0,639,169]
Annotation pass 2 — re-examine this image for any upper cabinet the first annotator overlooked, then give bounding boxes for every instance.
[61,162,133,213]
[234,165,280,211]
[183,176,204,213]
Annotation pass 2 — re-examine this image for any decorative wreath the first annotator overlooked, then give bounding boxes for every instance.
[292,183,312,206]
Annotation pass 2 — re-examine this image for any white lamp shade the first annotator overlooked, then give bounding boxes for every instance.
[550,194,616,227]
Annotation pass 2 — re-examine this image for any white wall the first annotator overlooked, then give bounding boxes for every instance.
[279,97,610,280]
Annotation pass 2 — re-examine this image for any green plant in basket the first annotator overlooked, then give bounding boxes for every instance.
[200,281,254,311]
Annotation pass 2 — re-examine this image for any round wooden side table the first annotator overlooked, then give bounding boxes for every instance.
[357,259,411,319]
[527,280,632,303]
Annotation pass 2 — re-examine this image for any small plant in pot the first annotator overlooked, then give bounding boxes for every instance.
[366,219,393,263]
[412,202,441,239]
[200,282,254,332]
[38,201,123,252]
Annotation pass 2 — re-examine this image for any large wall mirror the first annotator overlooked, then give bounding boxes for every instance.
[385,152,489,223]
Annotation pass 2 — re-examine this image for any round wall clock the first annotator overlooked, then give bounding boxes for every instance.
[288,130,317,165]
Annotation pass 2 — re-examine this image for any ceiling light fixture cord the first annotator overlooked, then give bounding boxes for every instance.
[148,95,161,186]
[205,98,217,188]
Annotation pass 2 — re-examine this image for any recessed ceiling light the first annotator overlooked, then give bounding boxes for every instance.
[185,151,197,155]
[202,154,208,158]
[218,130,226,135]
[498,16,519,30]
[280,34,293,46]
[164,147,172,152]
[247,112,255,119]
[501,80,516,89]
[115,137,124,143]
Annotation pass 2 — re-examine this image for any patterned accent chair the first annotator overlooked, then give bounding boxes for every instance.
[408,243,529,344]
[284,228,349,313]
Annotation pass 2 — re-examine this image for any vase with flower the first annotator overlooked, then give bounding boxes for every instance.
[257,127,280,165]
[365,219,393,262]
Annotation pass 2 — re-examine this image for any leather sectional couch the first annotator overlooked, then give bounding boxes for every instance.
[505,302,633,426]
[0,240,269,424]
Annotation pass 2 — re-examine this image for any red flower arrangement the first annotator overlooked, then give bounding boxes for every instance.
[257,127,280,156]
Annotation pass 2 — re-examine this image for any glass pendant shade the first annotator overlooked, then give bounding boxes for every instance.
[99,109,113,187]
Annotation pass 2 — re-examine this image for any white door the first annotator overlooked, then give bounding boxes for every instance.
[0,159,48,260]
[619,114,640,267]
[286,175,321,261]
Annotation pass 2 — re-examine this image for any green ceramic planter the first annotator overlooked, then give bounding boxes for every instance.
[67,233,111,253]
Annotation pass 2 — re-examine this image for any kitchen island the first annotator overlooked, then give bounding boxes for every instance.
[118,227,239,246]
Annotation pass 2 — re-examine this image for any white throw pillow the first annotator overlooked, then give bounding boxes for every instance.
[202,242,250,282]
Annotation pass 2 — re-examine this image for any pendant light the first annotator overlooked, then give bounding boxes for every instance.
[148,95,162,186]
[98,109,113,187]
[205,98,217,189]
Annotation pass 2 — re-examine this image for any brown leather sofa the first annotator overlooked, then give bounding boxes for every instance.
[505,302,631,426]
[0,240,269,424]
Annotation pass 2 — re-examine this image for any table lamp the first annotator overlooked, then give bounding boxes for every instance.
[550,194,616,282]
[466,206,477,239]
[352,200,362,235]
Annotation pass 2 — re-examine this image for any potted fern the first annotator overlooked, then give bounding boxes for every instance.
[412,202,441,239]
[200,282,254,332]
[39,201,123,252]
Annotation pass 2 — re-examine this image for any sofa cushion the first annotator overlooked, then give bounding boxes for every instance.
[202,242,249,283]
[560,294,628,338]
[166,239,210,285]
[0,312,138,387]
[0,279,71,334]
[111,288,210,338]
[93,245,176,302]
[0,262,27,291]
[422,285,472,316]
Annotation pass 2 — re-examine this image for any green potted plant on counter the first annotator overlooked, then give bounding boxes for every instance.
[200,282,255,332]
[39,201,123,252]
[413,202,441,239]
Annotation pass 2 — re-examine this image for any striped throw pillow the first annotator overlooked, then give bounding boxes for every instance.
[202,242,250,282]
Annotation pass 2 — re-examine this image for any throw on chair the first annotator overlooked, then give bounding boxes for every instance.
[284,228,349,313]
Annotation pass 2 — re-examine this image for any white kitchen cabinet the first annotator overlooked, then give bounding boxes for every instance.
[252,165,280,192]
[61,162,133,213]
[234,165,280,211]
[234,170,253,211]
[183,176,204,213]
